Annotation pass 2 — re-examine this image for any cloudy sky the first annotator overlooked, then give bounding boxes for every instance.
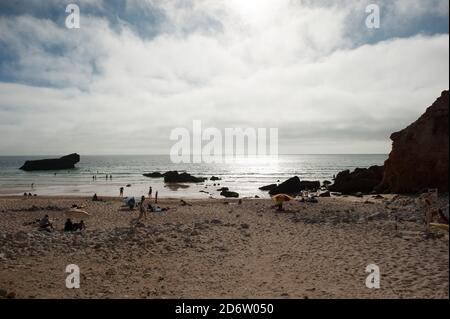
[0,0,448,155]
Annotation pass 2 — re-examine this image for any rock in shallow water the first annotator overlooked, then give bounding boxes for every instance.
[20,153,80,171]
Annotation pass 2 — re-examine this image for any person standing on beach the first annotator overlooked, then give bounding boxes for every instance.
[137,196,147,221]
[155,191,158,204]
[120,187,124,197]
[148,187,152,198]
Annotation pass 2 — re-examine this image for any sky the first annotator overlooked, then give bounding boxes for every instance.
[0,0,448,155]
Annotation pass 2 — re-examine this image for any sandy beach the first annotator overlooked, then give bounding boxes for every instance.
[0,194,448,299]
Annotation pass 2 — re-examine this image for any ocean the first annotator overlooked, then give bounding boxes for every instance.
[0,154,386,198]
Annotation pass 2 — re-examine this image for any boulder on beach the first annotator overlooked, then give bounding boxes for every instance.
[220,190,239,198]
[210,176,221,181]
[319,191,331,197]
[268,177,321,195]
[163,171,206,183]
[143,172,165,178]
[377,90,449,194]
[259,184,277,192]
[19,153,80,171]
[329,166,384,195]
[269,176,301,195]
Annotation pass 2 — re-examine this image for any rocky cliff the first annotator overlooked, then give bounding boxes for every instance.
[377,90,449,193]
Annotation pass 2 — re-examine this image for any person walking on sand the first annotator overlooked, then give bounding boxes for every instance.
[119,187,124,197]
[137,196,147,221]
[148,186,152,198]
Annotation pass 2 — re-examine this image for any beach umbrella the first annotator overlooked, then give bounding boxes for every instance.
[271,194,294,203]
[65,208,91,219]
[271,193,294,211]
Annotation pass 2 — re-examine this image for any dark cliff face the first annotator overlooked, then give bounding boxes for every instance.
[20,153,80,171]
[378,90,449,193]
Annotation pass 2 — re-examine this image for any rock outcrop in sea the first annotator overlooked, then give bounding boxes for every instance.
[19,153,80,171]
[329,166,384,195]
[143,171,207,183]
[163,171,207,183]
[377,90,449,193]
[263,176,321,196]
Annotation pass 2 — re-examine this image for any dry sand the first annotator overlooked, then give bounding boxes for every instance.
[0,194,448,299]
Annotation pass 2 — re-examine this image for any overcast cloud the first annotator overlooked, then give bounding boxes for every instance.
[0,0,448,155]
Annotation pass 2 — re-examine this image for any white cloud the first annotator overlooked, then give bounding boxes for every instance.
[0,0,448,155]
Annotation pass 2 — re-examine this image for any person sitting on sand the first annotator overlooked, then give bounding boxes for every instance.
[148,203,168,213]
[39,215,53,231]
[73,220,86,231]
[92,193,99,201]
[64,218,74,231]
[137,196,147,221]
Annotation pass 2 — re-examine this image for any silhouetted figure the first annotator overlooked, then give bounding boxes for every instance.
[92,193,99,201]
[137,196,147,221]
[148,187,152,197]
[64,218,74,231]
[155,191,158,204]
[120,187,124,197]
[39,215,53,232]
[73,220,86,231]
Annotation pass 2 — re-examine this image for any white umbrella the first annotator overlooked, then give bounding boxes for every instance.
[65,208,91,219]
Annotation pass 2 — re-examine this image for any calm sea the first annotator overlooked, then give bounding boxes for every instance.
[0,155,386,198]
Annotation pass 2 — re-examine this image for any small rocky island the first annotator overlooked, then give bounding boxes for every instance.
[19,153,80,171]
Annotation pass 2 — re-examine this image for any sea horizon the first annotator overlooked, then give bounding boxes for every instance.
[0,154,388,198]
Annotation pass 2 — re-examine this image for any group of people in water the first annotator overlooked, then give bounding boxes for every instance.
[92,174,113,181]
